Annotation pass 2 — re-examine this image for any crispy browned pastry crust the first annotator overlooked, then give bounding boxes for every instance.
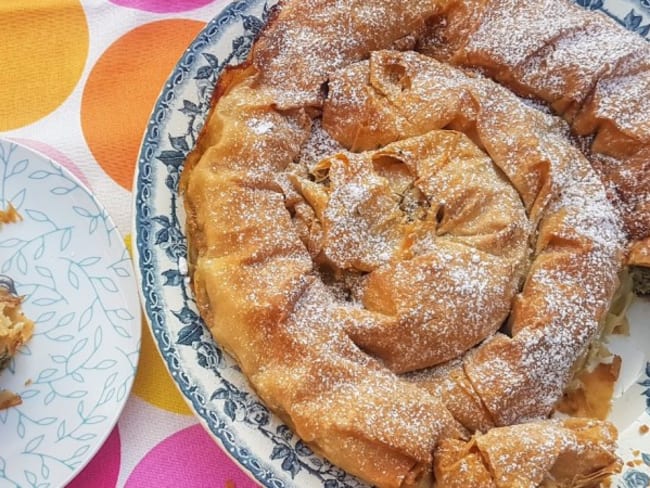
[419,0,650,263]
[0,207,34,409]
[434,418,620,488]
[181,0,636,486]
[0,289,33,368]
[0,204,21,226]
[0,287,34,410]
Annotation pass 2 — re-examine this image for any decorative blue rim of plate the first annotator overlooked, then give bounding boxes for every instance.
[132,1,650,487]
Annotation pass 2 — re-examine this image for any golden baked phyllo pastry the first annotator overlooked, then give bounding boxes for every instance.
[0,278,34,410]
[180,0,650,486]
[0,207,35,410]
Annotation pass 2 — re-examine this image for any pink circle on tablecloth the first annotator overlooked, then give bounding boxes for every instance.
[10,138,91,189]
[125,424,257,487]
[67,426,121,488]
[109,0,215,13]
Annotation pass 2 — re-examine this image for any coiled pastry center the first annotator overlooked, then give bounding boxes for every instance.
[289,129,529,373]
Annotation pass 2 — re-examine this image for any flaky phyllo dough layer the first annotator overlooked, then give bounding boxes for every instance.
[0,289,34,409]
[180,0,650,486]
[0,206,34,410]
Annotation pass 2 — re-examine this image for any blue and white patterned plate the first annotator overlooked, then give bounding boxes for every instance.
[132,1,650,487]
[0,139,140,488]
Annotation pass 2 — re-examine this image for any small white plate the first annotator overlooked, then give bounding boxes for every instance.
[0,139,140,488]
[132,1,650,487]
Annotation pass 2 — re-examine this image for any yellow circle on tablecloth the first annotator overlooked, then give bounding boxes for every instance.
[124,234,192,415]
[132,314,193,415]
[0,0,88,130]
[81,19,204,191]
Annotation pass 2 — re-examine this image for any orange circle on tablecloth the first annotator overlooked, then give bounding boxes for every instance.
[81,20,204,191]
[0,0,88,131]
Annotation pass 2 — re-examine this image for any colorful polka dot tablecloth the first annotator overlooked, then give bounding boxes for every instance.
[3,2,650,488]
[0,1,256,486]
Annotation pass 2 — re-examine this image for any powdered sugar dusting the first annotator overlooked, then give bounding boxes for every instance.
[252,0,445,107]
[462,0,586,68]
[247,117,275,135]
[182,0,633,485]
[515,17,642,112]
[424,0,650,241]
[285,51,623,428]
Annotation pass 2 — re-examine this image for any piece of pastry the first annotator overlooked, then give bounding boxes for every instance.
[434,418,620,488]
[0,282,34,410]
[0,287,33,371]
[0,209,32,372]
[181,0,637,486]
[0,209,34,409]
[0,204,20,226]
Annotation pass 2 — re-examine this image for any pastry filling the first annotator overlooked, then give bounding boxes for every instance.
[0,207,34,410]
